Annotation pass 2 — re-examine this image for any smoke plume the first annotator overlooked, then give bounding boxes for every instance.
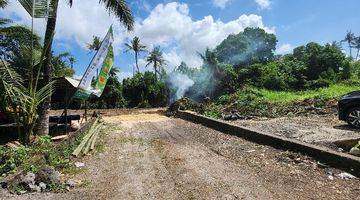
[167,72,194,103]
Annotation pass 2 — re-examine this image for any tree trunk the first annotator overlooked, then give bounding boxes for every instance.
[356,48,359,60]
[349,43,352,58]
[135,51,139,73]
[37,0,59,136]
[154,63,157,81]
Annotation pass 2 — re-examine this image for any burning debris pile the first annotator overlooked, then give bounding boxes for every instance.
[167,97,204,116]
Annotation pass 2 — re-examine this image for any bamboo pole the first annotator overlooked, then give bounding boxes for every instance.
[72,118,98,157]
[83,123,102,155]
[90,124,102,150]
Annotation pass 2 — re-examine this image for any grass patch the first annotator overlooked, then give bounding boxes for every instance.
[259,84,360,104]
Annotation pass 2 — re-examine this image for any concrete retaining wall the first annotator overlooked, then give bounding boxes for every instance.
[177,110,360,177]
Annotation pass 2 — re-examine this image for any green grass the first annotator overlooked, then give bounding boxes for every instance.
[200,83,360,119]
[258,84,360,104]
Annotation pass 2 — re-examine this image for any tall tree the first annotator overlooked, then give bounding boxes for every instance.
[0,0,8,8]
[198,48,219,71]
[354,36,360,60]
[215,27,277,66]
[0,0,11,28]
[125,36,147,74]
[38,0,134,135]
[146,46,166,80]
[51,52,75,77]
[342,31,355,58]
[87,36,102,52]
[0,25,41,62]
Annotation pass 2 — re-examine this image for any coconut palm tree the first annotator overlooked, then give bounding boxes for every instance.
[38,0,134,135]
[69,56,76,69]
[0,60,54,145]
[87,36,102,53]
[146,46,166,80]
[0,0,8,8]
[353,36,360,60]
[198,48,220,74]
[125,36,147,74]
[342,31,355,58]
[0,0,10,25]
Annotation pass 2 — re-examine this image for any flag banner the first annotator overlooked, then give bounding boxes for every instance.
[73,88,92,100]
[18,0,56,18]
[77,27,114,97]
[93,45,114,97]
[74,26,114,100]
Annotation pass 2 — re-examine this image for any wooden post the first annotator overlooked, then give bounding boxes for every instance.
[84,101,88,122]
[64,83,68,134]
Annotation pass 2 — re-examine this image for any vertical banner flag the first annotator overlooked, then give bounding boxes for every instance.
[19,0,57,18]
[94,45,114,97]
[74,26,114,100]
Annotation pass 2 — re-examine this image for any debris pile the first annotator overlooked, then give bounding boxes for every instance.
[223,110,252,121]
[167,97,204,116]
[1,166,66,194]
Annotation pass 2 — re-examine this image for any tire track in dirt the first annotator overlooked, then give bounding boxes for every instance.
[148,121,276,199]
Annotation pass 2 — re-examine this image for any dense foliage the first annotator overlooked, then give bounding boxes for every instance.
[171,28,356,103]
[237,42,351,91]
[123,72,169,108]
[215,27,277,66]
[88,68,127,109]
[0,23,75,78]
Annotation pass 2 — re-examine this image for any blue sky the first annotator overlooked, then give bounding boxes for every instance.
[1,0,360,80]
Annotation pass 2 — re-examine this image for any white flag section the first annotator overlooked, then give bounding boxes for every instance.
[78,27,114,93]
[18,0,57,18]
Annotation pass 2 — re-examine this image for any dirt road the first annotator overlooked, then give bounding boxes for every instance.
[3,113,359,199]
[232,114,360,147]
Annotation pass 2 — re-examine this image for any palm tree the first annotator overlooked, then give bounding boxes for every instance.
[198,48,220,74]
[342,31,355,58]
[109,66,120,77]
[146,46,166,80]
[38,0,134,135]
[87,36,102,53]
[0,60,53,145]
[0,0,10,25]
[0,0,8,8]
[69,57,76,69]
[125,36,147,74]
[354,36,360,60]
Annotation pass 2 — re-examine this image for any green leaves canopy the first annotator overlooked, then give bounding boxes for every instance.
[215,27,277,66]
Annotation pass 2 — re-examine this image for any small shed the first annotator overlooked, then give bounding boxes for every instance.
[51,77,80,103]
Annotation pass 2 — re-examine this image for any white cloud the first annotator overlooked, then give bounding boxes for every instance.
[276,44,293,55]
[212,0,231,9]
[255,0,271,10]
[2,1,274,72]
[1,0,128,50]
[135,2,274,69]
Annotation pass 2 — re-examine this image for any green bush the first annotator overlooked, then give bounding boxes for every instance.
[0,146,29,175]
[123,72,169,107]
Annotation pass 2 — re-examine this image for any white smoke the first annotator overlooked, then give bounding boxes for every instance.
[167,72,194,103]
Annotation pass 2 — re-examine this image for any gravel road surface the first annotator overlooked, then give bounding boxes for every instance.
[2,113,359,200]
